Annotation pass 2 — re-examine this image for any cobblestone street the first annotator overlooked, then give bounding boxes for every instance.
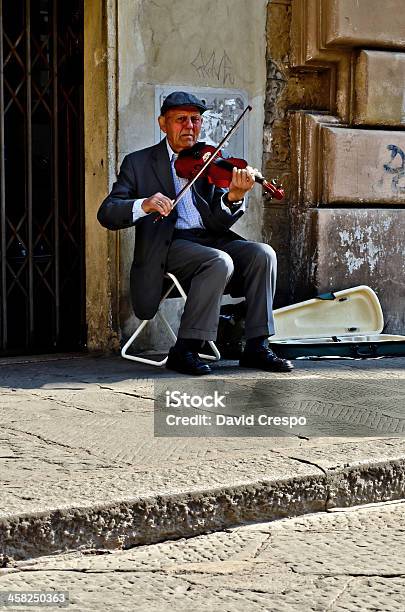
[1,500,404,611]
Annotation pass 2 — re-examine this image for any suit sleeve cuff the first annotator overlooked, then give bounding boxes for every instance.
[221,193,245,213]
[132,199,148,222]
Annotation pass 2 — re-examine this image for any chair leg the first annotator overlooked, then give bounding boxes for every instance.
[121,273,221,365]
[199,341,221,361]
[121,319,169,366]
[121,280,178,366]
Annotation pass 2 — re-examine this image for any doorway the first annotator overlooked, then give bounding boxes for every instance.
[0,0,85,354]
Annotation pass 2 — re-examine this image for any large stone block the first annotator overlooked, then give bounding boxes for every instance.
[324,0,405,49]
[322,127,405,204]
[291,209,405,334]
[354,51,405,126]
[291,113,405,206]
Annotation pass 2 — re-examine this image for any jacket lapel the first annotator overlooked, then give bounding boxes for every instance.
[150,138,176,199]
[192,178,210,211]
[192,179,218,231]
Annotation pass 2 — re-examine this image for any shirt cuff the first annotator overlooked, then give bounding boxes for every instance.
[132,199,148,222]
[221,193,245,213]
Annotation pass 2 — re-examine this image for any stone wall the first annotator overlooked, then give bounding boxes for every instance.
[265,0,405,333]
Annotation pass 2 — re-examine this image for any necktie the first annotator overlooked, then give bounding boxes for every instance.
[171,154,204,229]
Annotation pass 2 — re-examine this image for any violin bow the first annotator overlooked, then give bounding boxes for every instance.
[154,105,252,222]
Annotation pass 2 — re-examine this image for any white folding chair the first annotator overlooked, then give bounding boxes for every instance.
[121,272,221,366]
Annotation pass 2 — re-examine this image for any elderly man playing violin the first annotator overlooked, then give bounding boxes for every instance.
[98,91,293,375]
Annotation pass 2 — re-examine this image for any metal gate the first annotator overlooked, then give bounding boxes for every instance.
[0,0,84,354]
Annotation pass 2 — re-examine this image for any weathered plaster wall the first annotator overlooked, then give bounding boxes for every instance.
[116,0,268,348]
[316,210,405,333]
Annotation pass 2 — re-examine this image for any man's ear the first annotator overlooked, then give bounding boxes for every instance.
[158,115,167,134]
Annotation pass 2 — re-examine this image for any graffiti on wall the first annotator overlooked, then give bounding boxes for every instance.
[382,144,405,195]
[191,48,235,86]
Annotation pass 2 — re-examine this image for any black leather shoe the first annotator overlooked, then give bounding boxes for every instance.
[239,347,294,372]
[166,347,211,376]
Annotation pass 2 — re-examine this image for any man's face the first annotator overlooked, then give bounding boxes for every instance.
[158,106,203,152]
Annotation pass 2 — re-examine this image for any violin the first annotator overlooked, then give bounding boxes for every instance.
[175,142,284,200]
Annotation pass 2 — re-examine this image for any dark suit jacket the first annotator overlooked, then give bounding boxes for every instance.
[97,138,245,320]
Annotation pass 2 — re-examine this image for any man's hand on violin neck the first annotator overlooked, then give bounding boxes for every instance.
[141,193,173,216]
[227,166,256,202]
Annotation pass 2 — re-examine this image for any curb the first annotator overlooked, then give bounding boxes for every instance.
[1,456,404,563]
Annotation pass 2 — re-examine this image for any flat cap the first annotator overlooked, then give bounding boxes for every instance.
[160,91,207,115]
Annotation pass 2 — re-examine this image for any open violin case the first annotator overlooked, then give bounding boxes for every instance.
[269,285,405,359]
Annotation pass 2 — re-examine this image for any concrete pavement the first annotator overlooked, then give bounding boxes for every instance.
[0,354,404,563]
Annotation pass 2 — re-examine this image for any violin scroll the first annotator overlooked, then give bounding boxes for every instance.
[261,177,284,201]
